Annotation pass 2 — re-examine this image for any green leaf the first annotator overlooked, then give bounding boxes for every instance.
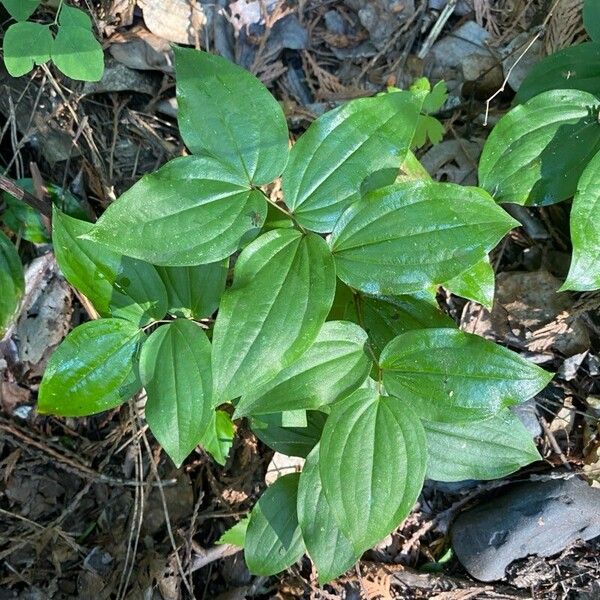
[344,291,454,357]
[297,445,358,583]
[380,328,553,423]
[52,208,168,326]
[251,411,326,458]
[157,259,228,319]
[443,256,495,309]
[422,80,448,113]
[212,229,335,402]
[59,4,92,29]
[319,388,427,554]
[479,89,600,206]
[174,47,288,185]
[0,231,24,336]
[424,410,541,482]
[1,0,39,21]
[51,25,104,82]
[3,179,88,243]
[562,150,600,291]
[38,319,144,417]
[515,43,600,104]
[201,410,235,466]
[584,1,600,41]
[217,517,249,547]
[3,22,52,77]
[412,115,445,149]
[86,156,266,266]
[234,321,371,417]
[330,180,517,295]
[245,473,305,576]
[282,91,422,232]
[139,320,213,467]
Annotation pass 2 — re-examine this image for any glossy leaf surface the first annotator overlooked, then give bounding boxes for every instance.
[424,410,541,482]
[320,388,427,553]
[283,91,421,232]
[3,22,52,77]
[174,47,288,185]
[251,411,326,458]
[479,90,600,206]
[212,229,335,402]
[38,319,144,416]
[344,291,454,357]
[0,231,24,335]
[245,474,305,575]
[201,410,235,466]
[381,328,553,422]
[157,259,228,319]
[562,150,600,291]
[234,321,370,417]
[87,156,266,266]
[297,445,358,583]
[139,320,213,467]
[330,181,516,295]
[515,43,600,104]
[52,209,168,325]
[444,257,495,309]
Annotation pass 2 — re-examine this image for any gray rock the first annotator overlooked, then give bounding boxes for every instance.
[451,477,600,581]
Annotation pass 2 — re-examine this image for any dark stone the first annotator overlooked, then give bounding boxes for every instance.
[451,477,600,581]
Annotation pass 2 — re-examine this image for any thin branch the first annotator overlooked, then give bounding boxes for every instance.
[0,174,52,217]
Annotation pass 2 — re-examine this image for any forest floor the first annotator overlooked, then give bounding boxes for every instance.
[1,0,600,598]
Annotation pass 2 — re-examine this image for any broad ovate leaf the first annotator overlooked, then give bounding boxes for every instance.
[0,231,24,336]
[157,259,228,319]
[251,411,326,458]
[51,25,104,82]
[515,43,600,104]
[330,180,517,295]
[344,291,454,357]
[174,47,288,185]
[58,5,92,28]
[443,256,495,309]
[38,319,144,416]
[562,150,600,291]
[424,409,541,482]
[53,208,168,325]
[86,156,266,266]
[245,473,305,575]
[3,22,52,77]
[139,320,213,467]
[479,89,600,206]
[1,0,39,20]
[297,445,359,583]
[212,229,335,402]
[380,328,553,423]
[319,388,427,554]
[283,91,422,232]
[234,321,370,417]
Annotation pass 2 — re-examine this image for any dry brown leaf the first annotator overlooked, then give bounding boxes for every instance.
[137,0,207,45]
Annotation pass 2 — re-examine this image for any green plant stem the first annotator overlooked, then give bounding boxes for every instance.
[52,0,64,25]
[258,188,307,234]
[351,291,381,380]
